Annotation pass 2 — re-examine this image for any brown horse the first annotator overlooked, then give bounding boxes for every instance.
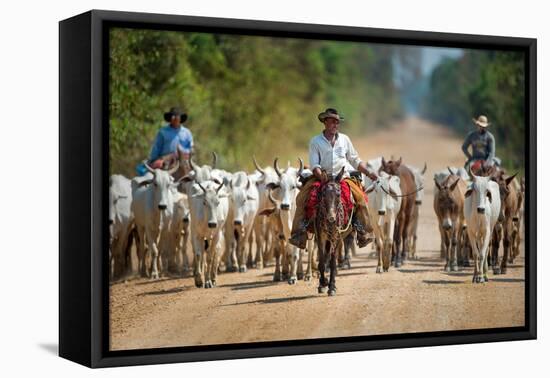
[380,157,417,267]
[314,167,352,296]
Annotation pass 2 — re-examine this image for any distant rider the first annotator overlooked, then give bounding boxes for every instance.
[461,115,499,170]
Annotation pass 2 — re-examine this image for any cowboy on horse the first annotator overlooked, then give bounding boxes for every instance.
[288,108,375,250]
[462,115,501,173]
[136,106,193,175]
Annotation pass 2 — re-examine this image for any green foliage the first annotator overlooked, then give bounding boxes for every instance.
[109,28,401,176]
[421,50,525,174]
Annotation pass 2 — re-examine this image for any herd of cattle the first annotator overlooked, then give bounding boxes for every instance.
[109,153,525,292]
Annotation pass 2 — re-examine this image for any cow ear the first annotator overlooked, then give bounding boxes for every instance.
[396,157,402,167]
[465,188,473,198]
[246,195,256,201]
[266,182,280,190]
[259,208,276,216]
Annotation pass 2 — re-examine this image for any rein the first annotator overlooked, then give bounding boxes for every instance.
[380,185,424,198]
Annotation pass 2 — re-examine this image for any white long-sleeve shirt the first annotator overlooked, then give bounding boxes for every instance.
[308,132,362,177]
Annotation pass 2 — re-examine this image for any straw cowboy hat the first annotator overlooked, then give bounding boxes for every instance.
[164,107,188,123]
[472,115,490,128]
[318,108,345,123]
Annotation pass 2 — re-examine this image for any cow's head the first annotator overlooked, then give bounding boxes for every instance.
[413,163,427,205]
[465,168,493,215]
[435,175,461,230]
[365,173,399,217]
[192,180,225,228]
[140,162,181,211]
[380,156,402,176]
[269,157,303,211]
[230,173,257,227]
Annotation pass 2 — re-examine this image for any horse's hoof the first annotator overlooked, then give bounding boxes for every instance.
[239,266,247,273]
[204,281,212,289]
[288,277,297,285]
[328,289,336,296]
[501,268,507,275]
[383,268,389,272]
[227,266,238,273]
[318,286,327,294]
[376,267,382,274]
[211,280,217,287]
[304,275,311,282]
[451,264,459,272]
[273,273,281,282]
[195,281,204,288]
[493,267,501,275]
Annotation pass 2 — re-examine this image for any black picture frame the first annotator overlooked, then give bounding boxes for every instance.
[59,9,537,368]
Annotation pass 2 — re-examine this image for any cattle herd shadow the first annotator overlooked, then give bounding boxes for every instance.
[223,294,320,306]
[219,280,281,291]
[423,279,464,285]
[139,287,187,296]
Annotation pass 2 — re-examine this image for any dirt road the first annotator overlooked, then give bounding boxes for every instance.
[110,117,525,351]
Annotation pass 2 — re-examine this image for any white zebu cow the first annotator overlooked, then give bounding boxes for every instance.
[464,171,501,283]
[187,179,229,288]
[225,172,260,273]
[365,172,402,273]
[109,174,134,279]
[251,159,280,268]
[131,164,180,279]
[406,163,427,259]
[261,158,304,284]
[158,190,190,275]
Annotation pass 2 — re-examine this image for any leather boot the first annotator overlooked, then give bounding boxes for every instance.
[289,220,309,249]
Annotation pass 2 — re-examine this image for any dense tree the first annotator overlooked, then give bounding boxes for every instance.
[109,28,402,176]
[422,50,525,173]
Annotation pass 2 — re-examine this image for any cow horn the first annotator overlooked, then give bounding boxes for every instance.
[167,161,180,176]
[253,155,265,175]
[197,181,207,194]
[447,166,455,176]
[216,181,224,193]
[421,162,427,175]
[297,157,304,177]
[274,157,282,177]
[212,152,218,169]
[189,158,197,173]
[143,160,155,174]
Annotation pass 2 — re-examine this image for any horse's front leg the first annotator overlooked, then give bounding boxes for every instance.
[317,239,328,293]
[328,242,338,296]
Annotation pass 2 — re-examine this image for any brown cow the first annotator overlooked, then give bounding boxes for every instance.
[380,157,416,267]
[490,173,520,274]
[433,174,467,271]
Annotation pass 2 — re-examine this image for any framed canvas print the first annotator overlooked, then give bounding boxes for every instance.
[59,10,537,368]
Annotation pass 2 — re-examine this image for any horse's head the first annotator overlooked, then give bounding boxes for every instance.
[319,167,345,225]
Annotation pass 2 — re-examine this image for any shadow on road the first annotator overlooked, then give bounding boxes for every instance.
[423,279,464,285]
[219,280,281,291]
[223,295,319,306]
[139,287,186,296]
[490,277,525,283]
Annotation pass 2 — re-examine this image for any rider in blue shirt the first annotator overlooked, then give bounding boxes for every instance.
[138,107,193,173]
